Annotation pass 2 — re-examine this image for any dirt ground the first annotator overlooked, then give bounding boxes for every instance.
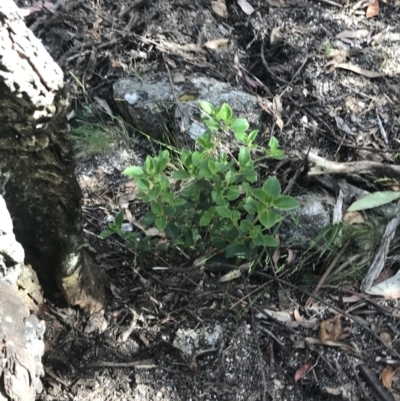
[15,0,400,400]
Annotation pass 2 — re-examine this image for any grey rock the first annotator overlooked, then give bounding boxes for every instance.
[113,73,265,143]
[280,193,335,247]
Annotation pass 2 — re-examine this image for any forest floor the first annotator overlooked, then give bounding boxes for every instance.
[16,0,400,400]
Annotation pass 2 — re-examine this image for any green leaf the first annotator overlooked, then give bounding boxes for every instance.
[172,170,192,179]
[172,198,187,206]
[259,209,282,229]
[234,131,247,142]
[114,210,124,227]
[215,206,232,219]
[225,170,235,185]
[199,214,212,226]
[123,166,144,177]
[100,229,114,239]
[165,206,176,216]
[230,118,249,133]
[141,212,156,226]
[159,174,170,191]
[147,185,161,200]
[199,100,215,115]
[251,189,269,203]
[269,149,285,161]
[269,136,279,151]
[262,235,279,247]
[145,156,155,174]
[155,216,167,230]
[202,119,220,130]
[240,220,253,233]
[274,195,299,210]
[250,224,262,239]
[348,191,400,211]
[225,243,246,258]
[150,201,162,216]
[136,178,150,191]
[182,149,192,168]
[192,151,202,165]
[248,130,258,143]
[244,197,258,214]
[238,147,251,168]
[198,167,212,178]
[263,176,281,198]
[156,155,170,174]
[165,223,179,240]
[208,159,217,174]
[225,187,240,201]
[243,170,257,183]
[242,182,251,195]
[216,103,233,122]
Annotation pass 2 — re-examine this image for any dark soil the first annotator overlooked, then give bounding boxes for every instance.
[15,0,400,400]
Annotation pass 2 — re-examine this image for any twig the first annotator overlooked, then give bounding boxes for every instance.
[307,151,400,178]
[261,39,290,86]
[251,311,267,401]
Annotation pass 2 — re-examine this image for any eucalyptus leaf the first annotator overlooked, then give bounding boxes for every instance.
[348,191,400,211]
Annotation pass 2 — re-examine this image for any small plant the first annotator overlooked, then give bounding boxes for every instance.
[102,101,299,261]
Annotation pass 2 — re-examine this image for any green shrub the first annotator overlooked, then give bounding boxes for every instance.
[102,101,298,261]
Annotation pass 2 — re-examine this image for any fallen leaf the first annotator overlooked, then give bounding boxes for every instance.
[381,366,397,390]
[324,387,342,395]
[294,307,303,322]
[204,38,229,49]
[219,269,242,282]
[379,332,392,345]
[319,315,342,343]
[336,29,369,39]
[94,97,113,116]
[330,294,361,303]
[294,359,314,382]
[366,269,400,298]
[366,0,379,17]
[256,309,291,322]
[237,0,255,15]
[335,63,386,78]
[343,211,365,225]
[287,249,296,266]
[266,0,285,6]
[211,0,228,18]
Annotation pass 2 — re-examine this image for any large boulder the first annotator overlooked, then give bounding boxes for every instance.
[113,73,266,144]
[0,196,45,401]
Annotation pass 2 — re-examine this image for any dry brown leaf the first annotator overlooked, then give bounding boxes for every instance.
[380,332,392,345]
[343,211,365,225]
[294,359,314,382]
[255,309,291,322]
[287,249,296,266]
[336,29,369,39]
[381,366,397,389]
[324,387,342,395]
[94,97,113,116]
[211,0,228,18]
[330,294,361,303]
[237,0,255,15]
[336,63,386,78]
[204,38,229,49]
[294,307,303,322]
[266,0,285,6]
[219,269,242,282]
[366,0,379,17]
[319,315,342,343]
